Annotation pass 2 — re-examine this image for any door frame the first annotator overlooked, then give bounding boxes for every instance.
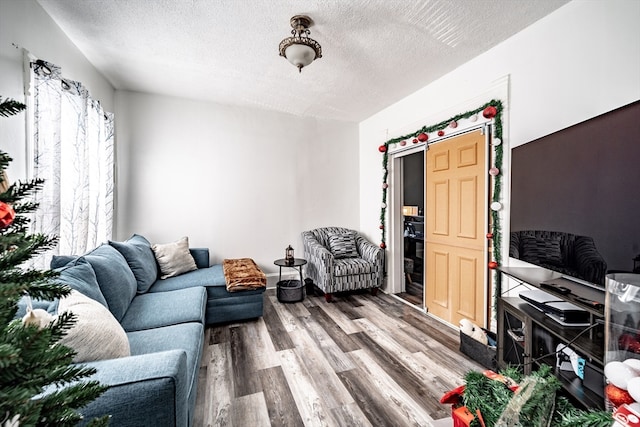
[388,125,492,326]
[387,145,425,296]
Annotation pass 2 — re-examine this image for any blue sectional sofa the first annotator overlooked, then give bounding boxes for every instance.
[43,234,265,426]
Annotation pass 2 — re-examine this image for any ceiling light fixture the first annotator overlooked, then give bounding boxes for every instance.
[279,15,322,73]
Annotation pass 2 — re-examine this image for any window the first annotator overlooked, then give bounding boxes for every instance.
[30,59,114,266]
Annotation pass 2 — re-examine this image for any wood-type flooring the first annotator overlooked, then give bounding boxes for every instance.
[397,280,424,307]
[193,289,483,427]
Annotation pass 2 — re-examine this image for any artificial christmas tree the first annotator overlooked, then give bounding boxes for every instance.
[0,96,108,426]
[445,365,613,427]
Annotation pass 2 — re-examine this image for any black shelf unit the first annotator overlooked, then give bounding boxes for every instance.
[403,215,424,286]
[497,267,606,410]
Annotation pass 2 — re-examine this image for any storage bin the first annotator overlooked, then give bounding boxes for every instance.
[277,279,304,303]
[459,328,497,370]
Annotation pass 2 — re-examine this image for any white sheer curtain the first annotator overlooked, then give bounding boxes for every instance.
[30,59,114,266]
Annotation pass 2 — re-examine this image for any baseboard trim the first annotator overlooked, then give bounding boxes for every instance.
[265,271,299,289]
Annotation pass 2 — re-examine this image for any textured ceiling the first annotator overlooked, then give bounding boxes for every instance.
[37,0,569,122]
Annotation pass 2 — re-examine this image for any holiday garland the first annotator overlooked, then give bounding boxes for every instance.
[461,366,612,426]
[378,99,504,297]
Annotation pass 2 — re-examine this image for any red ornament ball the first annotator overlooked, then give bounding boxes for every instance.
[412,138,419,144]
[378,145,387,153]
[437,130,445,137]
[0,201,16,229]
[486,233,494,239]
[606,384,635,407]
[488,261,498,269]
[417,133,429,142]
[380,242,386,249]
[400,140,407,146]
[619,333,640,353]
[379,224,384,230]
[483,106,498,119]
[449,121,458,128]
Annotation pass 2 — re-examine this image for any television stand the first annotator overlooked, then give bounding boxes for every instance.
[497,267,606,410]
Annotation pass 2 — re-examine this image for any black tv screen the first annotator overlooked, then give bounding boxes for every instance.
[509,100,640,287]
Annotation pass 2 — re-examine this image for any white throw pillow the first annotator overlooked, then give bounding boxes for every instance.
[58,290,130,363]
[152,236,198,279]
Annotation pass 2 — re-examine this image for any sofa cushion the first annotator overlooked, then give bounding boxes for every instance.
[51,255,77,269]
[55,257,108,308]
[149,264,265,304]
[150,264,265,299]
[150,265,224,292]
[77,350,190,427]
[334,257,376,276]
[120,287,207,332]
[127,322,204,418]
[189,248,210,269]
[152,236,198,279]
[109,234,158,294]
[328,231,359,259]
[58,290,130,363]
[83,244,138,321]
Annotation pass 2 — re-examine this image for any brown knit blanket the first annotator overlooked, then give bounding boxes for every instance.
[223,258,267,292]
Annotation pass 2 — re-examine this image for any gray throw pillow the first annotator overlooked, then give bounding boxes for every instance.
[328,232,359,259]
[83,244,138,322]
[56,257,109,308]
[109,234,158,293]
[152,236,198,279]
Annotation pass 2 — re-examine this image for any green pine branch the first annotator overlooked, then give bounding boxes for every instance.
[0,233,58,270]
[1,178,46,205]
[461,366,612,427]
[0,99,108,425]
[0,97,26,117]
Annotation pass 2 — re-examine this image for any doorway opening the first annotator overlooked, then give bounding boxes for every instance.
[397,151,424,307]
[388,127,491,328]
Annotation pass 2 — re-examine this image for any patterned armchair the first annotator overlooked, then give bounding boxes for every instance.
[510,230,607,286]
[302,227,384,302]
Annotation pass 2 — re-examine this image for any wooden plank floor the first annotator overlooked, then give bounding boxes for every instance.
[194,289,483,427]
[397,279,424,307]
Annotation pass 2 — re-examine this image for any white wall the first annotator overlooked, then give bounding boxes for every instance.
[115,91,359,273]
[0,0,114,180]
[4,0,638,279]
[0,0,359,275]
[359,0,640,256]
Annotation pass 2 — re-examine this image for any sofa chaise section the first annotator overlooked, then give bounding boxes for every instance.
[151,261,265,325]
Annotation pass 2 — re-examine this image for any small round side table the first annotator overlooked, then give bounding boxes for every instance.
[273,258,307,303]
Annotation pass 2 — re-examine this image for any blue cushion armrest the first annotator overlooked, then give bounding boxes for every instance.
[78,350,189,427]
[189,248,209,269]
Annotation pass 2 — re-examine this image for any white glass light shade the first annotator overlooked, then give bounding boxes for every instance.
[278,16,322,72]
[284,43,316,69]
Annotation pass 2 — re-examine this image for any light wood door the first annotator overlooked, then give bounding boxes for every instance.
[425,130,486,326]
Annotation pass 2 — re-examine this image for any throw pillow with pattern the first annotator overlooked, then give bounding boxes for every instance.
[328,232,359,259]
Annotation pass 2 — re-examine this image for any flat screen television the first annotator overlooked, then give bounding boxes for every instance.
[509,100,640,287]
